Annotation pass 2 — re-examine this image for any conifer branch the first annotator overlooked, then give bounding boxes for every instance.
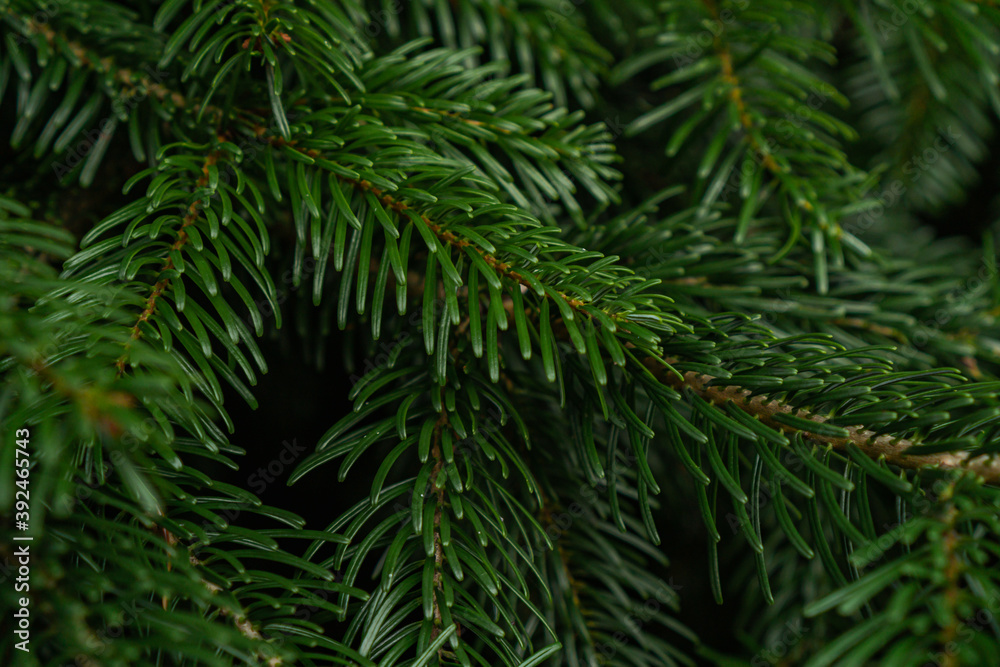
[429,412,452,653]
[642,358,1000,482]
[701,0,782,176]
[115,151,221,375]
[264,130,593,308]
[7,10,185,107]
[8,1,1000,663]
[936,497,962,667]
[265,124,1000,485]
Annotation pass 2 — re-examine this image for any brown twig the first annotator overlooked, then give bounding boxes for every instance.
[115,152,221,375]
[643,358,1000,482]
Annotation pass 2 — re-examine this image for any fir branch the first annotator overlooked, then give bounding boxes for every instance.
[701,0,782,176]
[116,150,222,375]
[9,1,1000,663]
[428,411,455,654]
[642,358,1000,482]
[935,499,962,667]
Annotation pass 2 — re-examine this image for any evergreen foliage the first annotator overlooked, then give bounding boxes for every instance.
[3,1,1000,665]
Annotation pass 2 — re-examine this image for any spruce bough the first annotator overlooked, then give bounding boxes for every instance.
[3,1,1000,665]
